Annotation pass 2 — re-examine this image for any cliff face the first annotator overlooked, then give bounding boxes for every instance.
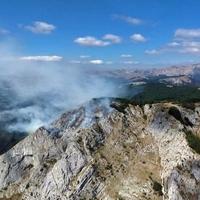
[0,99,200,200]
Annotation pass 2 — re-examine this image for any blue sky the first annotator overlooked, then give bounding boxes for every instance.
[1,0,200,67]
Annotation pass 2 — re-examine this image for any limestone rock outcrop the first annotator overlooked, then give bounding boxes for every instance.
[0,99,200,200]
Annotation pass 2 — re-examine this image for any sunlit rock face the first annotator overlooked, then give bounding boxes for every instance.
[51,98,113,131]
[0,99,200,200]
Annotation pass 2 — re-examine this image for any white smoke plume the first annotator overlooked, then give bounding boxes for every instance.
[0,40,118,133]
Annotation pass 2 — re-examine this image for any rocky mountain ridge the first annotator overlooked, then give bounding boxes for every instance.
[0,99,200,199]
[99,63,200,85]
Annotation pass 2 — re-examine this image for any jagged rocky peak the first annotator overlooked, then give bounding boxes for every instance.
[51,97,113,131]
[1,100,200,199]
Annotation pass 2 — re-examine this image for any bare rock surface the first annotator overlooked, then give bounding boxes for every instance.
[0,99,200,200]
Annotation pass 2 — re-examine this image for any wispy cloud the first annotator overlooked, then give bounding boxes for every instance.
[130,33,146,42]
[145,49,159,55]
[25,21,56,34]
[74,36,110,47]
[146,28,200,55]
[0,28,10,35]
[80,55,90,59]
[113,14,143,25]
[173,29,200,54]
[103,34,122,43]
[122,60,139,65]
[89,59,104,64]
[167,42,180,47]
[175,28,200,39]
[69,60,81,64]
[120,54,133,58]
[69,59,112,65]
[179,47,200,54]
[19,55,62,62]
[74,34,122,47]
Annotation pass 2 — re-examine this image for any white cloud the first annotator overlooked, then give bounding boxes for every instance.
[103,34,122,43]
[174,29,200,54]
[69,60,81,64]
[74,36,110,47]
[74,34,122,47]
[0,28,10,35]
[163,30,200,55]
[123,61,134,64]
[145,49,159,55]
[130,34,146,42]
[25,21,56,34]
[122,61,139,64]
[113,15,143,25]
[89,59,104,64]
[167,42,180,47]
[175,28,200,39]
[155,40,200,55]
[145,28,200,56]
[179,47,200,54]
[182,41,200,47]
[20,55,62,62]
[177,42,200,54]
[120,54,133,58]
[80,55,90,58]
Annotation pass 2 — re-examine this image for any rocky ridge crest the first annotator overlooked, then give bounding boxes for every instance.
[0,99,200,200]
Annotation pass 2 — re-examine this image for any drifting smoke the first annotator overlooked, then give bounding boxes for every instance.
[0,40,122,134]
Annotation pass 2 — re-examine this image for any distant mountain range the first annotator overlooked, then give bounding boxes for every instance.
[98,63,200,86]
